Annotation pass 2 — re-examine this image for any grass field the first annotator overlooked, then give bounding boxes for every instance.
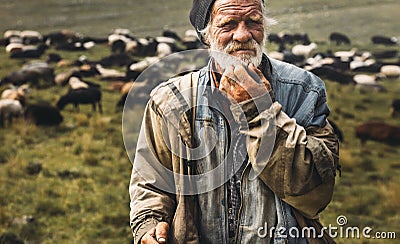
[0,0,400,243]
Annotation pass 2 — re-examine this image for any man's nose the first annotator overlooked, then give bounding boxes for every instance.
[232,22,252,43]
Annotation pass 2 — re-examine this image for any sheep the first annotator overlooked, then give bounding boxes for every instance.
[267,33,282,45]
[3,30,21,39]
[20,30,42,44]
[54,67,81,85]
[353,74,386,92]
[1,65,54,87]
[56,87,102,113]
[162,29,181,41]
[5,42,24,53]
[99,53,134,67]
[157,42,172,58]
[9,43,48,59]
[371,35,398,46]
[329,32,351,45]
[0,99,23,127]
[334,48,358,61]
[380,65,400,78]
[24,104,63,126]
[95,64,125,80]
[355,121,400,146]
[292,33,311,45]
[291,43,317,58]
[69,77,89,90]
[126,57,160,80]
[1,84,30,105]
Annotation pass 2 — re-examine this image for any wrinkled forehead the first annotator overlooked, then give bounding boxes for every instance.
[211,0,263,18]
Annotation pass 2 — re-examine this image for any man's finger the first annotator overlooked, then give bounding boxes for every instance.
[155,222,169,243]
[141,227,158,244]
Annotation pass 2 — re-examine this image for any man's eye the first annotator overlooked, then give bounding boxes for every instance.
[246,19,261,26]
[222,21,237,28]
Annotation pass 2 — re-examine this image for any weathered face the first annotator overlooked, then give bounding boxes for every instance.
[208,0,265,68]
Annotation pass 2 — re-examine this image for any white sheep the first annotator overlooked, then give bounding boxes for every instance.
[334,48,358,61]
[95,64,125,79]
[291,43,317,58]
[68,77,89,90]
[5,43,24,53]
[157,42,172,58]
[3,30,21,39]
[1,84,30,104]
[380,65,400,78]
[0,99,23,127]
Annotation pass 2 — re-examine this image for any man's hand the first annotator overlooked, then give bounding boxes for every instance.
[219,63,271,103]
[141,222,169,244]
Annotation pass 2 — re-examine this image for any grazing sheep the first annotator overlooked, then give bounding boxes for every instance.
[371,35,398,46]
[380,65,400,78]
[391,99,400,117]
[278,32,294,45]
[56,87,102,113]
[162,29,181,41]
[95,64,125,80]
[99,53,134,67]
[293,33,311,45]
[291,43,317,58]
[1,84,30,105]
[267,33,282,45]
[5,42,24,53]
[334,48,358,61]
[355,121,400,146]
[0,99,23,127]
[68,76,100,90]
[20,30,42,44]
[68,77,89,90]
[329,32,351,45]
[3,30,21,39]
[157,42,172,58]
[43,30,82,46]
[9,43,48,59]
[353,74,386,92]
[24,104,63,126]
[307,65,354,84]
[1,63,55,87]
[54,67,81,85]
[126,57,160,80]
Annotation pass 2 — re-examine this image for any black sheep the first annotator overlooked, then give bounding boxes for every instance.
[25,104,63,126]
[56,87,102,113]
[371,35,398,46]
[329,32,351,45]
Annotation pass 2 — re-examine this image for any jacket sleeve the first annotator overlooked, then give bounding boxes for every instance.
[129,101,177,243]
[231,94,339,219]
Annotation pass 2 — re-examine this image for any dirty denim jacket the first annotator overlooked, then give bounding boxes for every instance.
[129,56,339,244]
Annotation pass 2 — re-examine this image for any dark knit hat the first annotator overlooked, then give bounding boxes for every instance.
[189,0,216,44]
[189,0,264,44]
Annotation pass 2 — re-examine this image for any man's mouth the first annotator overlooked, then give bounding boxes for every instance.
[231,49,256,55]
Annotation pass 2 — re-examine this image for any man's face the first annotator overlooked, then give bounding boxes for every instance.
[208,0,265,69]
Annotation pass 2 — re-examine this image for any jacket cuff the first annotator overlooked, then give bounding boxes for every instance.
[132,218,160,244]
[230,91,274,125]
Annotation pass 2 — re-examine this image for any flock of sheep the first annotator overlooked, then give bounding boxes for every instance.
[0,28,203,127]
[0,28,399,144]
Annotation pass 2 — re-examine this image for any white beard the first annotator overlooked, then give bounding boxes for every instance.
[209,38,264,70]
